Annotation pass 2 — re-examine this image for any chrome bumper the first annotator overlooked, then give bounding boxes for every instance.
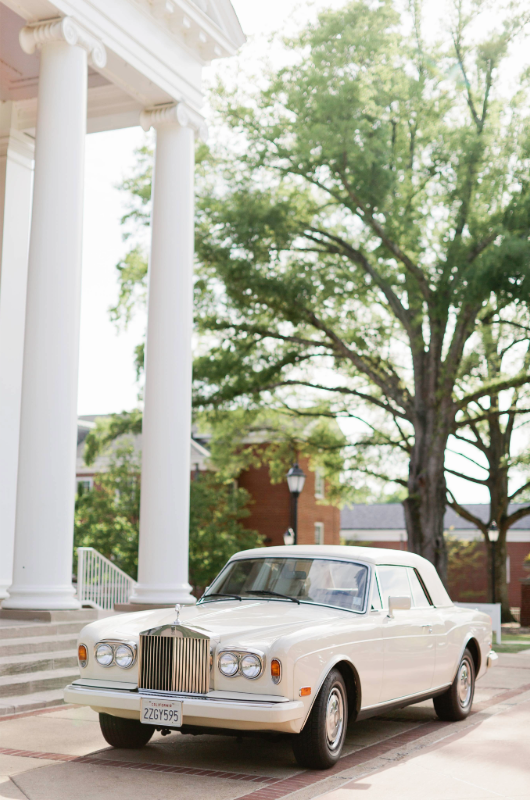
[64,683,305,732]
[487,650,498,668]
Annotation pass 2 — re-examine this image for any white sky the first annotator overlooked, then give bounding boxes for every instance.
[78,0,528,502]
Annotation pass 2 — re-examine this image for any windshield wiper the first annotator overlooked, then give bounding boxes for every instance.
[200,592,242,602]
[246,589,300,605]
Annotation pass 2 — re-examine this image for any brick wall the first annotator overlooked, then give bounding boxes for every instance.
[347,538,530,607]
[238,456,340,547]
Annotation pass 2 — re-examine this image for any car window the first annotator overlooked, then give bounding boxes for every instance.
[205,557,369,612]
[407,568,431,607]
[377,565,412,609]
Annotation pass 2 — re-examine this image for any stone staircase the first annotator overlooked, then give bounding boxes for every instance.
[0,609,98,716]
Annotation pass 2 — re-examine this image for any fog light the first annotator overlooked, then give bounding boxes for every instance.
[78,644,88,668]
[271,658,281,684]
[218,652,239,677]
[241,653,262,680]
[95,643,114,667]
[115,644,134,669]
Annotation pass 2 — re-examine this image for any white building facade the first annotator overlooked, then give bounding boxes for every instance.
[0,0,244,610]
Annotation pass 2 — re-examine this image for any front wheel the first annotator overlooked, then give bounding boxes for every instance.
[99,713,155,749]
[291,668,348,769]
[433,648,475,722]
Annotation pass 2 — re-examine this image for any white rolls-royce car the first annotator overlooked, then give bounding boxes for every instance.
[65,546,496,769]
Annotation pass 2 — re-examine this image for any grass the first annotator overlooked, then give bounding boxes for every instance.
[494,631,530,653]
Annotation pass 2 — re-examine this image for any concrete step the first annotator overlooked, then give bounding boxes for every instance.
[0,608,98,623]
[0,688,66,717]
[0,650,78,677]
[0,619,93,640]
[0,667,79,698]
[0,633,78,658]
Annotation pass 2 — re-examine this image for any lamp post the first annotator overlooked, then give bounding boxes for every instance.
[286,463,306,545]
[488,521,499,604]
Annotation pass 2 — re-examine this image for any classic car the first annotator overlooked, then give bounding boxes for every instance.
[65,545,497,769]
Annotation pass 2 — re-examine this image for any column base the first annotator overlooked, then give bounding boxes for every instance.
[128,582,196,606]
[1,584,81,611]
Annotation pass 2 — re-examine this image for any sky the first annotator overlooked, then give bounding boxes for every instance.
[77,0,529,503]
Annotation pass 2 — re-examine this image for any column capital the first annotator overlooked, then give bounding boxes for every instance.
[19,17,107,70]
[140,102,208,142]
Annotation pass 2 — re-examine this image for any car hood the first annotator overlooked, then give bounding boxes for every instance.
[86,600,347,647]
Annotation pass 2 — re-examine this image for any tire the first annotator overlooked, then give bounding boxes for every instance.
[292,668,348,770]
[99,713,155,749]
[433,648,475,722]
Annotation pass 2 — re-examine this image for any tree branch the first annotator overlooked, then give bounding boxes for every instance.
[445,467,488,485]
[446,489,488,534]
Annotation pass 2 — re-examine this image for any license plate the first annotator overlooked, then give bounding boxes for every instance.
[140,697,182,727]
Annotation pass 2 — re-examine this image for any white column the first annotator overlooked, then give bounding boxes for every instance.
[3,20,106,610]
[129,104,206,605]
[0,104,34,600]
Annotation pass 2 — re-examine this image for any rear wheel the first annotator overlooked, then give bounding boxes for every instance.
[433,648,475,722]
[99,713,155,749]
[292,668,348,770]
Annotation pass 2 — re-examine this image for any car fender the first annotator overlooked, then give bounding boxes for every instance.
[293,651,361,729]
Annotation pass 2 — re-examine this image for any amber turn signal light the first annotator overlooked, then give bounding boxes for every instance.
[271,659,281,684]
[299,686,311,697]
[78,644,88,668]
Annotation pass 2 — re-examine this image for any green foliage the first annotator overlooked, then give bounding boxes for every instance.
[76,425,263,588]
[74,443,141,578]
[189,473,263,588]
[446,537,486,602]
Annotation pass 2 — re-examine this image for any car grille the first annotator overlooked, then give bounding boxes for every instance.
[138,633,210,694]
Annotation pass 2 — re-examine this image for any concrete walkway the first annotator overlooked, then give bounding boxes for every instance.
[0,651,528,800]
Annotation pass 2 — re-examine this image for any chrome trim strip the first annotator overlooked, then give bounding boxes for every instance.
[360,682,452,712]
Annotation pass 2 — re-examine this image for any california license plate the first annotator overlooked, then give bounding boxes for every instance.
[140,697,182,727]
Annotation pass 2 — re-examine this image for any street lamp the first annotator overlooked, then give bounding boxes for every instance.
[488,521,499,604]
[286,463,306,545]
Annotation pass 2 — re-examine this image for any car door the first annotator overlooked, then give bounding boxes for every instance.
[377,565,436,702]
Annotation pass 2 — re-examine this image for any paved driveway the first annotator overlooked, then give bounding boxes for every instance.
[0,652,529,800]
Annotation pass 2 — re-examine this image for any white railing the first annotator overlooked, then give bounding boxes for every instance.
[77,547,137,610]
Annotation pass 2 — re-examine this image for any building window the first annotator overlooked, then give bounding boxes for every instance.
[77,478,93,494]
[314,522,324,545]
[315,470,325,499]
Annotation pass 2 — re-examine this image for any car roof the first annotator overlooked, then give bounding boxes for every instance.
[229,545,453,608]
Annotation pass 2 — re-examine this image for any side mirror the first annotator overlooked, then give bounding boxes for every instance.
[388,595,411,618]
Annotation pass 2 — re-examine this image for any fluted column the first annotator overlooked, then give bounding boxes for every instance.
[3,19,106,610]
[0,105,34,600]
[129,103,206,605]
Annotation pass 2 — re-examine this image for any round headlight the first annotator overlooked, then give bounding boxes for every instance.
[95,643,114,667]
[115,644,134,669]
[241,653,262,679]
[219,652,239,677]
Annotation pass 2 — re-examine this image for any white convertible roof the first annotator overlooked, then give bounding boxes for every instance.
[231,545,453,608]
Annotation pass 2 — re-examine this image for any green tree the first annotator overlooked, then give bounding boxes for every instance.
[74,443,141,578]
[75,431,263,588]
[445,307,530,617]
[111,0,530,581]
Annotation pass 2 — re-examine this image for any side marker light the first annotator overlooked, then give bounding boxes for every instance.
[299,686,311,697]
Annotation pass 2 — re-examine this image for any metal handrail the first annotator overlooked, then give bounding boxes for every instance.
[76,547,137,610]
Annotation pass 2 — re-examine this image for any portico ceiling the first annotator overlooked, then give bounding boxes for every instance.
[0,0,245,132]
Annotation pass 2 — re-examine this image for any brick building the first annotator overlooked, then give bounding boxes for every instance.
[76,419,341,548]
[238,456,341,547]
[341,503,530,608]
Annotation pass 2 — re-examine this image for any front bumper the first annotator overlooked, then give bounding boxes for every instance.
[487,650,498,668]
[64,683,306,734]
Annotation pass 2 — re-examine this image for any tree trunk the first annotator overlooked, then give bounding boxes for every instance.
[403,415,449,583]
[493,531,513,622]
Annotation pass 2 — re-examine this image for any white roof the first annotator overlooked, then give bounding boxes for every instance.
[230,545,453,608]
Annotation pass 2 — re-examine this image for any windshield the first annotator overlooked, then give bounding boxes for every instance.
[202,557,369,612]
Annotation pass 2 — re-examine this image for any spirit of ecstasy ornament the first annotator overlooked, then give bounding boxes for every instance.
[174,603,181,625]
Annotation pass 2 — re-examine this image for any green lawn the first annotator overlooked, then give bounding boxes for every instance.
[494,631,530,653]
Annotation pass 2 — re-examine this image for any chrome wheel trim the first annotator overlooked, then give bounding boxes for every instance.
[457,656,473,708]
[325,686,344,751]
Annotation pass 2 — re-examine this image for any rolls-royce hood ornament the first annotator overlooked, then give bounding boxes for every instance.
[174,603,181,626]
